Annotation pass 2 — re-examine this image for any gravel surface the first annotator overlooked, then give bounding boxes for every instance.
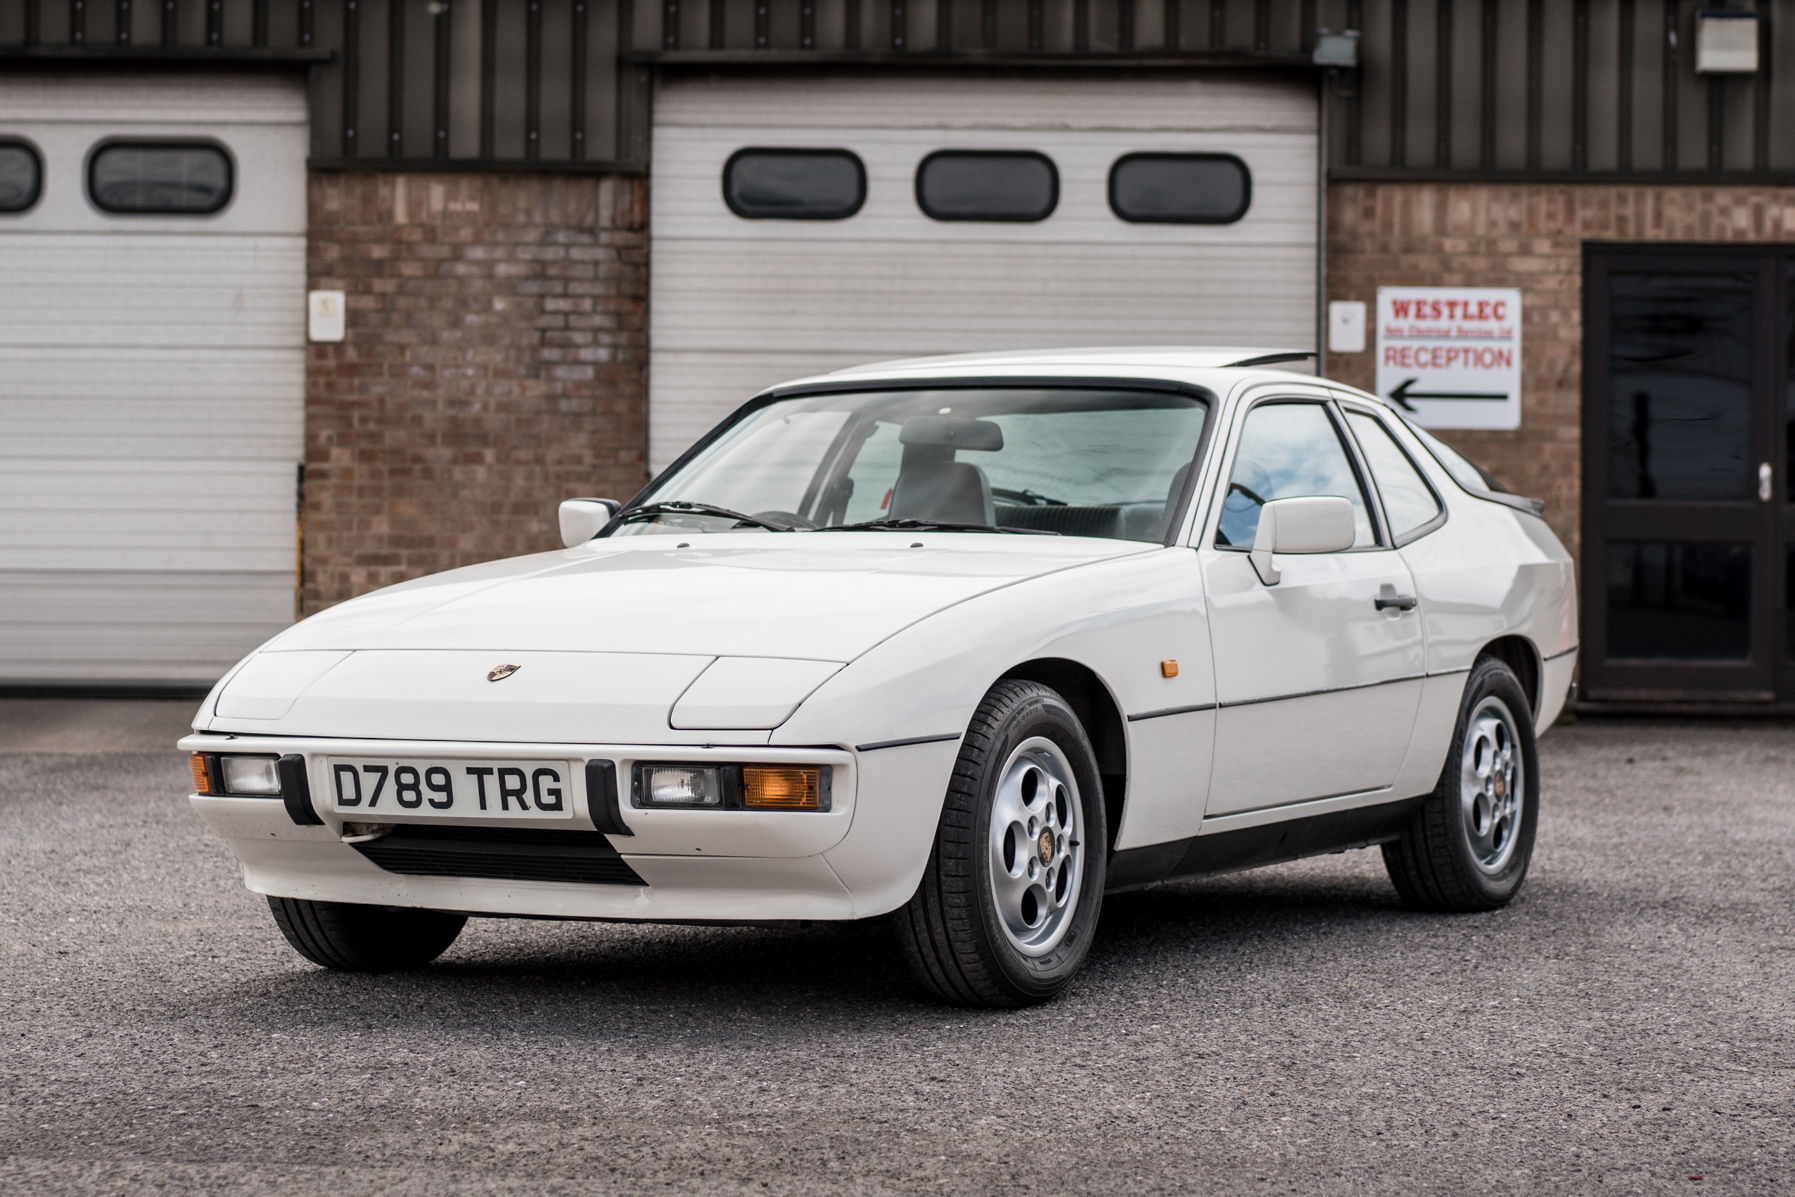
[1,710,1792,1195]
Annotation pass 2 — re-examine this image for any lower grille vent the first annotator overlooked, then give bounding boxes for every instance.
[351,824,647,887]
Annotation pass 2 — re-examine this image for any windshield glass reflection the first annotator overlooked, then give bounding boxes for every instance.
[613,388,1211,543]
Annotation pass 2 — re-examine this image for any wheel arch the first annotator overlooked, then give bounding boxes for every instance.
[998,658,1128,849]
[1477,634,1541,716]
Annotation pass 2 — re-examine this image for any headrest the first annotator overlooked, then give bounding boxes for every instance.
[898,415,1004,452]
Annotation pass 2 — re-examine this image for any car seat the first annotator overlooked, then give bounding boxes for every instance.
[887,460,996,526]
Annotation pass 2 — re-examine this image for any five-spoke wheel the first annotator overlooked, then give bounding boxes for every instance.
[896,679,1108,1006]
[1459,696,1523,875]
[987,738,1085,956]
[1384,654,1539,912]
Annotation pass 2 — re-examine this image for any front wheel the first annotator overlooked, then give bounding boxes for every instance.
[1383,655,1540,912]
[268,896,467,971]
[894,680,1108,1007]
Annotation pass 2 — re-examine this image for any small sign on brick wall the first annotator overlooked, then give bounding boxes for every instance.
[1375,287,1522,430]
[308,290,346,343]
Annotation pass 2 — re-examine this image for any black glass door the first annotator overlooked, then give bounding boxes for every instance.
[1583,248,1781,703]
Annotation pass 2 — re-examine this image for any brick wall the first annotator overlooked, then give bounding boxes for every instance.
[303,171,649,614]
[1324,182,1795,565]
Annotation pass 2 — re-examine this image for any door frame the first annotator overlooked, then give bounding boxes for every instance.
[1580,243,1787,706]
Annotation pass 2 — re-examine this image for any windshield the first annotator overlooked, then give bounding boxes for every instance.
[614,387,1211,542]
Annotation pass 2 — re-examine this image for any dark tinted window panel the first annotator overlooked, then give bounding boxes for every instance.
[1108,153,1251,224]
[915,151,1057,223]
[1788,547,1795,660]
[0,142,42,213]
[1785,262,1795,502]
[1606,272,1754,501]
[1605,542,1751,660]
[88,142,234,214]
[723,148,865,220]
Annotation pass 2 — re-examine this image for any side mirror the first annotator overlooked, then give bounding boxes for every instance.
[559,498,621,547]
[1250,495,1355,585]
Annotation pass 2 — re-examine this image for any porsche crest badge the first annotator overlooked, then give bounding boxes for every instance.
[486,663,521,682]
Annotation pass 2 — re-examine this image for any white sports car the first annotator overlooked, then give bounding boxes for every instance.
[181,347,1577,1006]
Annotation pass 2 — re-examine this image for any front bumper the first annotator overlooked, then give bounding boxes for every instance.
[180,732,960,922]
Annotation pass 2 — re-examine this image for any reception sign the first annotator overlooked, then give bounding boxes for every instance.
[1375,287,1522,430]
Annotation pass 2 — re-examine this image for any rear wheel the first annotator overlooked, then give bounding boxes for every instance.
[1383,655,1540,912]
[894,680,1108,1007]
[268,896,467,971]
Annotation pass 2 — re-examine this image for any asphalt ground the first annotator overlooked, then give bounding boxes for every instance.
[1,699,1791,1196]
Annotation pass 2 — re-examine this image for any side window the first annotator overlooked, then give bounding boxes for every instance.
[1346,411,1444,542]
[0,140,43,213]
[1108,153,1250,224]
[1216,402,1376,549]
[915,150,1058,222]
[723,148,866,220]
[88,142,233,214]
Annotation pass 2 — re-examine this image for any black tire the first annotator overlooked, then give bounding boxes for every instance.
[894,680,1108,1007]
[1383,655,1540,912]
[267,896,467,971]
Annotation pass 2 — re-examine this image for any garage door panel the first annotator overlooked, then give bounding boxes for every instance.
[0,72,306,685]
[653,73,1318,132]
[654,127,1317,246]
[2,571,292,683]
[648,71,1318,471]
[0,237,306,348]
[0,459,295,572]
[650,351,881,457]
[1,349,304,459]
[5,573,293,629]
[650,243,1317,347]
[0,86,309,237]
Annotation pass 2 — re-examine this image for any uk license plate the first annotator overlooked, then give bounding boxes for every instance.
[325,758,577,820]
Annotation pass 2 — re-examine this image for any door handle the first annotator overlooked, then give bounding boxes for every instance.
[1760,462,1774,503]
[1375,584,1417,612]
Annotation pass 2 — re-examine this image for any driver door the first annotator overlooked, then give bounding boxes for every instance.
[1199,396,1426,820]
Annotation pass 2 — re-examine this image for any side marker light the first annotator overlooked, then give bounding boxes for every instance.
[1160,659,1179,678]
[189,754,211,794]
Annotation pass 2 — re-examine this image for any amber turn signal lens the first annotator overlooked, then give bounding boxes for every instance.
[1160,659,1179,678]
[741,765,821,810]
[189,754,211,794]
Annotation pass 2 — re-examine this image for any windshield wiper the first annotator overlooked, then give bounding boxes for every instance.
[614,501,795,532]
[814,518,1058,536]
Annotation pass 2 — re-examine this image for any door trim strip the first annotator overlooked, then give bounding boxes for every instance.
[854,733,961,752]
[1198,784,1399,836]
[1216,672,1427,710]
[1125,702,1216,722]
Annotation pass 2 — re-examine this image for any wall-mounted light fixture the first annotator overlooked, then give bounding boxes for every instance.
[1312,29,1361,69]
[1695,10,1758,74]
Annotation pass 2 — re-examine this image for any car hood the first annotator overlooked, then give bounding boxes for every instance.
[267,533,1146,662]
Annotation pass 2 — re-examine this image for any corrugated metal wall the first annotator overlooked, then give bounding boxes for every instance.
[647,69,1319,469]
[4,1,1790,179]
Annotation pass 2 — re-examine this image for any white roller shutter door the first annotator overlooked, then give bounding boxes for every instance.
[0,73,307,687]
[648,72,1318,470]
